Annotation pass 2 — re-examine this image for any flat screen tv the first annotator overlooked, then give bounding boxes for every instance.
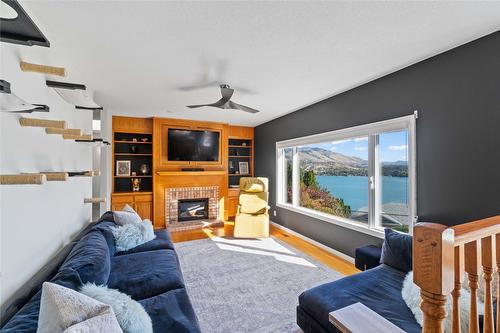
[168,129,220,162]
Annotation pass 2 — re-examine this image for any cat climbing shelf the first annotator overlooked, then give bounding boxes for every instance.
[46,80,102,110]
[20,61,65,76]
[69,171,101,177]
[19,117,66,129]
[84,197,106,204]
[0,171,101,185]
[0,80,49,113]
[46,128,82,136]
[0,174,46,185]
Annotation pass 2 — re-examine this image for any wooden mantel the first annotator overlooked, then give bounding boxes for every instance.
[156,171,226,177]
[152,117,229,228]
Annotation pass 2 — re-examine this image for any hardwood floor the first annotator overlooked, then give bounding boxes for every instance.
[171,221,359,276]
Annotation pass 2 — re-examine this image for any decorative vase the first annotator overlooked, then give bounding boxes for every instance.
[140,164,149,175]
[130,145,137,153]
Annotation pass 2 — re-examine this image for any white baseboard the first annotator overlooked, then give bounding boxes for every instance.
[270,221,355,263]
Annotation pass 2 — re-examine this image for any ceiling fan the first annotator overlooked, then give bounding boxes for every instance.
[187,84,260,114]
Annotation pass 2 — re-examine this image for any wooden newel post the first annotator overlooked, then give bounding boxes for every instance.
[413,223,455,333]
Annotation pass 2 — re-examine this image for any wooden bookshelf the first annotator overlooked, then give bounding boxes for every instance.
[111,116,153,220]
[227,126,254,218]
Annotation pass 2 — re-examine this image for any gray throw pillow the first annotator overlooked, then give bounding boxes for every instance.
[37,282,122,333]
[111,219,156,252]
[113,204,142,226]
[80,283,153,333]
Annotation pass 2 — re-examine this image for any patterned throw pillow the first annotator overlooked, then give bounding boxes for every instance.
[37,282,122,333]
[113,204,142,226]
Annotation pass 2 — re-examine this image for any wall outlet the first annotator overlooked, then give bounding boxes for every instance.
[273,210,276,217]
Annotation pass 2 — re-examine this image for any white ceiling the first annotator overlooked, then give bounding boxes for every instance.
[15,1,500,126]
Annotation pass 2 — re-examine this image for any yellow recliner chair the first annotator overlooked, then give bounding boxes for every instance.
[233,177,270,238]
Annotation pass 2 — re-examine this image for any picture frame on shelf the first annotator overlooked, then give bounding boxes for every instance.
[116,160,131,176]
[239,161,249,175]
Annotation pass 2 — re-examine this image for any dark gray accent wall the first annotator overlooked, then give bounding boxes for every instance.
[254,31,500,257]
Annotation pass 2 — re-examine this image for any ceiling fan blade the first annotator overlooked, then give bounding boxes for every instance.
[186,104,210,108]
[228,101,260,113]
[187,96,229,109]
[178,81,219,91]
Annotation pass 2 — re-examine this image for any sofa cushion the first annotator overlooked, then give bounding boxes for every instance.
[108,250,184,300]
[0,268,82,333]
[93,221,117,256]
[380,229,412,273]
[59,230,111,285]
[298,264,421,333]
[116,229,175,255]
[139,288,201,333]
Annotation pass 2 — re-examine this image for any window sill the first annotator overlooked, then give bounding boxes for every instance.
[276,203,386,239]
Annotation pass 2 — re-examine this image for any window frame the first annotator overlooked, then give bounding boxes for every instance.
[275,113,417,239]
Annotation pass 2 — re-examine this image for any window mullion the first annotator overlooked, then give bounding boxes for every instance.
[276,148,283,204]
[368,136,375,229]
[292,146,300,207]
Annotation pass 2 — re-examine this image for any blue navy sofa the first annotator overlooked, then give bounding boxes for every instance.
[297,229,420,333]
[297,229,497,333]
[1,218,201,333]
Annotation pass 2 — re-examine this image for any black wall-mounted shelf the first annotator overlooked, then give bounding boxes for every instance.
[0,0,50,47]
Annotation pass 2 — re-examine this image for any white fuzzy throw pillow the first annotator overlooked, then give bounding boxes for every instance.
[111,219,156,252]
[402,271,484,333]
[80,283,153,333]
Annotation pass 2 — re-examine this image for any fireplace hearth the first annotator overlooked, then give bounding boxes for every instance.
[178,198,209,222]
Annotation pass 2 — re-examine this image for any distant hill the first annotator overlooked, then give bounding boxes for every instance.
[290,147,407,177]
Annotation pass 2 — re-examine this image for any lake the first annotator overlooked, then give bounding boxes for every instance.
[316,175,408,212]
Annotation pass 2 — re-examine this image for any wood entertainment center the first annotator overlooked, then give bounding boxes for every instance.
[111,116,254,229]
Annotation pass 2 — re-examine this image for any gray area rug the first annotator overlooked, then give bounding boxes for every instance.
[175,236,343,333]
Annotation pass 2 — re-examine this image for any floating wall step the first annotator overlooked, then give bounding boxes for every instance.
[21,172,68,181]
[0,174,46,185]
[20,117,66,129]
[41,172,69,181]
[63,133,92,140]
[20,61,66,77]
[84,197,106,204]
[46,128,82,136]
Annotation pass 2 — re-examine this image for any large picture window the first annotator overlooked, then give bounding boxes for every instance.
[276,114,416,237]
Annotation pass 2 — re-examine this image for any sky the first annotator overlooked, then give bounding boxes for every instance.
[306,130,408,162]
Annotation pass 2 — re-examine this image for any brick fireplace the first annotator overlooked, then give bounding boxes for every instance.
[165,186,222,230]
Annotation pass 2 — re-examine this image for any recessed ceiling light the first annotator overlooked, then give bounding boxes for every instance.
[0,1,18,20]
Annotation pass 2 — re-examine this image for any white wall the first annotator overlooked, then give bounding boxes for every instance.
[0,43,93,305]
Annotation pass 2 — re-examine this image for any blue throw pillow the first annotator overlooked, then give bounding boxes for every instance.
[380,228,412,272]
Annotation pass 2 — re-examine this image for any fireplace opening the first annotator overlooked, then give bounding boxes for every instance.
[178,198,209,222]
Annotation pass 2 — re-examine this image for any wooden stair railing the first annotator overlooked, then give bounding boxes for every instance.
[414,216,500,333]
